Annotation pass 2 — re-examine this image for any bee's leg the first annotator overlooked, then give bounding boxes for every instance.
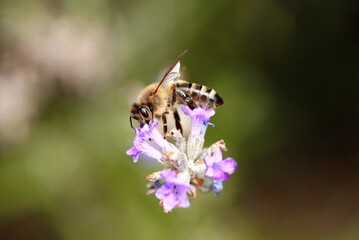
[162,111,169,137]
[173,109,183,134]
[171,88,177,104]
[171,89,183,133]
[175,89,198,110]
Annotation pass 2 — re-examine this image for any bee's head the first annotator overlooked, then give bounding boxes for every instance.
[130,103,154,128]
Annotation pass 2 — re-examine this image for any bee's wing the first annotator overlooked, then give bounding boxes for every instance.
[162,60,181,88]
[152,50,187,95]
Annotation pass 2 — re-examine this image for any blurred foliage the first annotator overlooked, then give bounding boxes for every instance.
[0,0,358,240]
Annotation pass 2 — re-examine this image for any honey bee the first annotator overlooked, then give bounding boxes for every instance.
[130,50,224,135]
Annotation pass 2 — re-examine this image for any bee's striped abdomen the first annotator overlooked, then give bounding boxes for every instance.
[176,80,224,109]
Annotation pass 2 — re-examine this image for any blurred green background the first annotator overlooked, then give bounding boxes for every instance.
[0,0,357,239]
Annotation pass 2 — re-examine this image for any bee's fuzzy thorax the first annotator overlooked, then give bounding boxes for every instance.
[137,83,170,117]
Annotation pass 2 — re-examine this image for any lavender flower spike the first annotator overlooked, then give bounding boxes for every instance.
[205,148,237,180]
[155,170,193,212]
[181,106,215,136]
[128,101,238,211]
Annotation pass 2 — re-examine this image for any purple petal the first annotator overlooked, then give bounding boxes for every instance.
[131,152,141,162]
[192,107,204,115]
[149,119,159,128]
[133,140,150,151]
[162,193,178,212]
[149,128,169,148]
[155,184,172,199]
[134,140,163,160]
[204,155,215,168]
[177,192,190,208]
[140,120,170,149]
[204,109,215,121]
[218,157,237,175]
[160,171,192,189]
[213,149,223,163]
[205,167,214,178]
[126,146,138,155]
[181,105,192,117]
[212,169,229,180]
[181,106,216,136]
[193,107,215,121]
[169,178,192,190]
[160,170,177,182]
[126,146,141,162]
[181,106,216,122]
[134,128,145,139]
[141,120,158,133]
[141,124,150,133]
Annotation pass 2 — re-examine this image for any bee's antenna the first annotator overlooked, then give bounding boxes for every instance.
[129,116,136,131]
[152,50,188,95]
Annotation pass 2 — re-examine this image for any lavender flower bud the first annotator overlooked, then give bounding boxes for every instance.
[212,180,223,197]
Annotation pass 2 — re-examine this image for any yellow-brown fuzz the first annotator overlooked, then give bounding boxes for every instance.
[137,83,171,118]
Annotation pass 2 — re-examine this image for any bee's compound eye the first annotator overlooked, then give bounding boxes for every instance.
[140,107,149,118]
